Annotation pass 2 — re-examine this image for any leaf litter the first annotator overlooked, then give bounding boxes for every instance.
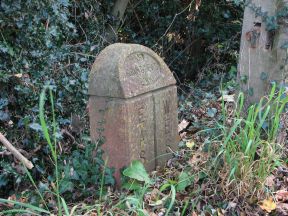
[3,76,288,216]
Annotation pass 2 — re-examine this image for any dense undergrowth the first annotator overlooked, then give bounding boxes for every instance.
[1,76,288,215]
[7,0,288,215]
[0,0,243,203]
[3,0,288,214]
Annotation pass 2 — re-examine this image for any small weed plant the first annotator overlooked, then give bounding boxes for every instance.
[0,86,109,215]
[217,84,288,195]
[0,86,64,214]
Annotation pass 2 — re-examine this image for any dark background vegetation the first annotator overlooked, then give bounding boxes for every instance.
[0,0,243,202]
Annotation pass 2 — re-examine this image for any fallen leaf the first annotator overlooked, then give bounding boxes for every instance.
[19,196,28,203]
[179,131,187,140]
[227,202,237,209]
[217,208,224,216]
[188,152,207,167]
[178,119,189,133]
[276,203,288,215]
[218,94,235,102]
[195,0,201,11]
[186,140,195,149]
[259,197,276,213]
[13,73,22,78]
[276,190,288,202]
[191,212,198,216]
[7,194,16,207]
[265,175,275,187]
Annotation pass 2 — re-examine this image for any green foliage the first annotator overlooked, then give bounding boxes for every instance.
[122,160,179,215]
[0,198,50,215]
[59,144,115,196]
[216,84,288,188]
[122,0,243,80]
[176,171,193,192]
[0,0,244,202]
[123,160,152,184]
[0,87,114,214]
[0,0,114,197]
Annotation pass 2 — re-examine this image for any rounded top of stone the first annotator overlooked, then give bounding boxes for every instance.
[88,43,176,98]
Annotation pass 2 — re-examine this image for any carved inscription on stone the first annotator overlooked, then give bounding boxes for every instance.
[163,99,172,152]
[89,43,178,185]
[124,52,161,86]
[137,102,147,163]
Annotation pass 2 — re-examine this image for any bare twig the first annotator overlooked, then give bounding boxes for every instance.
[153,0,194,47]
[0,132,34,169]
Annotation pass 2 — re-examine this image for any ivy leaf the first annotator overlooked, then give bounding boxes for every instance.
[0,174,8,187]
[29,123,43,132]
[0,98,8,109]
[0,111,10,121]
[59,180,74,194]
[176,171,193,192]
[123,160,152,184]
[207,108,217,118]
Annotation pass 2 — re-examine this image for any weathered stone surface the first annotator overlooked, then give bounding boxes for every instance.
[88,43,176,98]
[89,43,178,184]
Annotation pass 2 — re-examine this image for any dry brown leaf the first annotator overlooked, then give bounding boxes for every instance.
[178,119,189,133]
[227,202,237,209]
[264,175,275,187]
[276,190,288,202]
[259,197,276,213]
[276,203,288,215]
[7,194,16,207]
[13,73,23,78]
[217,94,235,102]
[19,196,28,203]
[188,152,207,167]
[217,208,224,216]
[195,0,201,11]
[191,212,198,216]
[179,131,187,140]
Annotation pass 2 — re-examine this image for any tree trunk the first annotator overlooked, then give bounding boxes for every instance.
[106,0,130,43]
[238,0,288,107]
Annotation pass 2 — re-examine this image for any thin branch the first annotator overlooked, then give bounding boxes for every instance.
[0,132,34,169]
[153,0,194,47]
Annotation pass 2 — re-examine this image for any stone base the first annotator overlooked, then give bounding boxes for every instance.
[89,86,178,185]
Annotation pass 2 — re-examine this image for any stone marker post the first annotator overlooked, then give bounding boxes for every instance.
[88,43,178,184]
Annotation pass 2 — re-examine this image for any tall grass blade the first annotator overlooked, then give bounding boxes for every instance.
[61,197,70,216]
[0,198,50,214]
[1,209,41,215]
[165,185,176,216]
[23,166,49,210]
